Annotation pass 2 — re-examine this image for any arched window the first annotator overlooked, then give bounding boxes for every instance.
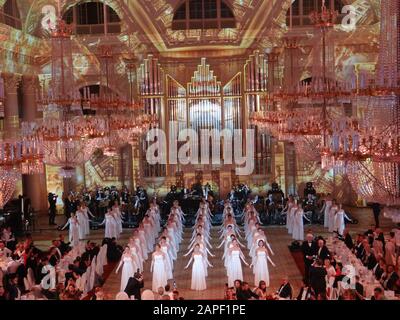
[63,1,121,35]
[286,0,345,27]
[172,0,235,30]
[0,0,22,30]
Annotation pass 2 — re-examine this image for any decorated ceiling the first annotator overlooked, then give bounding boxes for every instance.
[0,0,382,75]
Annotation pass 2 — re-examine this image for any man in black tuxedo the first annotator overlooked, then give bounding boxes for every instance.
[341,229,354,250]
[301,233,317,282]
[297,279,315,300]
[367,202,382,228]
[48,193,58,226]
[354,235,366,261]
[125,271,144,300]
[309,259,327,296]
[276,276,293,300]
[316,239,330,261]
[373,258,386,280]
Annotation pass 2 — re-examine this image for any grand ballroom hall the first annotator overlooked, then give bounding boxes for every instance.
[0,0,400,302]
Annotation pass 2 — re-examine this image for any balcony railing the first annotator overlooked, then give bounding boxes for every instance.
[71,22,121,35]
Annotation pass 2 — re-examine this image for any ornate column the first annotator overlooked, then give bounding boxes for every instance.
[21,75,48,212]
[2,73,21,137]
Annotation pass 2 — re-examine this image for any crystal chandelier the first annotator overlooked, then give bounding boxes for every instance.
[342,0,400,213]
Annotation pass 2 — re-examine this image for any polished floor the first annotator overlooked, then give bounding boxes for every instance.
[30,206,396,300]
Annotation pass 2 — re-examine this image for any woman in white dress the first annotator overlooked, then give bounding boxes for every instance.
[115,247,137,291]
[292,205,310,241]
[251,240,276,287]
[321,194,333,229]
[226,240,249,287]
[128,238,143,272]
[185,244,212,291]
[283,195,295,232]
[328,200,339,232]
[99,209,117,239]
[61,213,80,247]
[287,200,299,235]
[159,237,173,280]
[112,202,124,235]
[76,203,95,239]
[150,244,168,293]
[334,204,352,236]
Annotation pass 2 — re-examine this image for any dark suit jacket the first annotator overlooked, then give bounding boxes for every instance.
[309,266,327,293]
[236,289,259,300]
[301,241,317,263]
[125,277,144,300]
[374,265,384,280]
[316,246,330,261]
[277,283,293,299]
[297,286,315,300]
[344,234,354,250]
[355,243,366,261]
[364,254,377,270]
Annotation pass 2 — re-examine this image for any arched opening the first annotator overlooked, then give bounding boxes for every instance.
[172,0,236,30]
[286,0,345,27]
[0,0,22,30]
[63,1,121,35]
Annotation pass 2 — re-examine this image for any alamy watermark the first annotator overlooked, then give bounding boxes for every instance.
[145,121,255,176]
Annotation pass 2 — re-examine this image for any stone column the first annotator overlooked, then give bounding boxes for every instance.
[22,75,48,212]
[2,73,21,138]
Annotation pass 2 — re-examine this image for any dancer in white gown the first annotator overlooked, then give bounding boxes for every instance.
[334,204,352,236]
[116,247,137,291]
[99,209,118,239]
[328,200,339,232]
[287,200,299,235]
[150,244,168,292]
[76,203,95,239]
[112,202,124,235]
[283,196,295,233]
[292,204,310,241]
[226,239,249,287]
[128,237,144,272]
[321,194,333,229]
[185,244,212,291]
[251,240,276,287]
[159,237,174,280]
[61,213,80,247]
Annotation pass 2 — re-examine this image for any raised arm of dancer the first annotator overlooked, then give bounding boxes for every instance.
[266,242,275,256]
[115,259,123,274]
[150,256,154,273]
[240,251,249,266]
[217,238,225,249]
[206,247,215,257]
[344,212,352,222]
[267,255,276,267]
[184,246,195,257]
[184,256,194,270]
[303,213,311,223]
[61,219,70,230]
[204,237,213,248]
[87,209,95,218]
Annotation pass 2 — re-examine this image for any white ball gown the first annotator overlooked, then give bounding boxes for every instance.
[253,250,274,287]
[324,200,332,228]
[62,217,80,247]
[117,255,136,291]
[227,249,245,287]
[151,254,168,292]
[190,254,207,291]
[292,209,307,241]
